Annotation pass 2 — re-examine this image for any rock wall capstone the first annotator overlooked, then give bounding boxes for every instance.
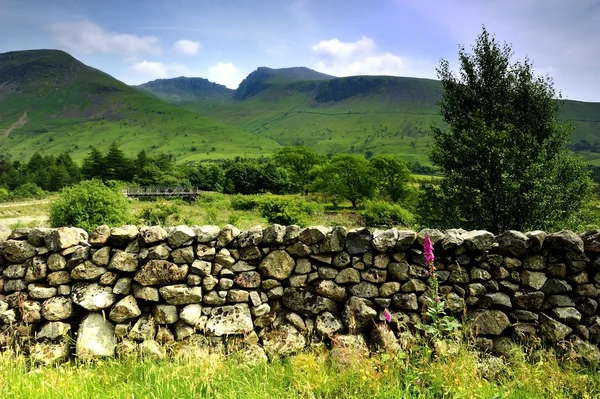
[2,224,600,363]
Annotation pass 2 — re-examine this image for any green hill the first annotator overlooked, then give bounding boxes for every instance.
[134,77,234,103]
[164,71,600,165]
[0,50,281,162]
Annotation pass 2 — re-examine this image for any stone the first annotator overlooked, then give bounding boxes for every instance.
[379,282,401,297]
[262,224,286,245]
[317,266,338,279]
[346,228,372,255]
[205,303,253,336]
[1,240,36,263]
[575,284,600,296]
[71,262,106,281]
[21,300,42,323]
[237,225,263,248]
[283,287,338,316]
[24,256,47,282]
[129,315,157,341]
[395,230,417,251]
[234,271,261,288]
[45,227,80,251]
[445,292,466,313]
[567,337,600,364]
[342,296,377,333]
[316,311,344,337]
[392,293,418,311]
[41,296,73,321]
[108,250,138,272]
[496,230,529,257]
[334,268,361,284]
[231,261,256,272]
[77,312,116,359]
[203,276,219,291]
[523,255,545,270]
[510,310,539,322]
[286,241,312,257]
[28,283,57,299]
[262,325,306,357]
[139,226,168,247]
[3,263,26,278]
[267,286,284,299]
[468,283,487,296]
[513,291,544,310]
[30,338,70,365]
[462,230,495,252]
[361,268,387,283]
[171,246,194,264]
[167,225,196,248]
[503,257,522,270]
[544,230,584,252]
[479,292,512,310]
[316,280,347,302]
[4,279,25,292]
[401,279,428,293]
[196,244,216,261]
[173,320,195,341]
[190,260,212,276]
[216,224,240,248]
[574,297,598,316]
[113,277,132,295]
[228,289,249,303]
[99,271,118,286]
[520,270,548,290]
[581,230,600,253]
[148,244,170,260]
[152,304,179,324]
[37,321,71,340]
[539,313,572,342]
[319,227,347,253]
[388,262,410,282]
[371,323,401,353]
[526,230,546,251]
[252,303,270,317]
[109,226,139,247]
[467,309,511,335]
[156,326,175,345]
[71,283,116,311]
[372,228,399,252]
[109,295,142,323]
[134,260,188,286]
[448,268,470,283]
[298,226,328,246]
[180,304,203,326]
[551,307,581,325]
[214,249,235,266]
[89,225,111,247]
[541,279,572,294]
[194,225,220,243]
[258,250,295,280]
[350,281,379,298]
[57,285,71,296]
[47,253,67,271]
[159,284,202,305]
[545,295,575,307]
[470,267,491,281]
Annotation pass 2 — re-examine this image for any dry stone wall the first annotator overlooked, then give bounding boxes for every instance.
[2,224,600,363]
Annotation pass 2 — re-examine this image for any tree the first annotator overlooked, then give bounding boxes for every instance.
[424,27,592,233]
[313,154,376,207]
[273,146,326,194]
[370,155,411,202]
[81,147,105,180]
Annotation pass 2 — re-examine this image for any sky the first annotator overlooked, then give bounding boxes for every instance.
[1,0,599,102]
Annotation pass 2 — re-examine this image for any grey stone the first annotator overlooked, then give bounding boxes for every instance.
[282,287,338,316]
[45,227,80,252]
[479,292,512,310]
[77,312,116,359]
[462,230,494,252]
[37,321,72,340]
[71,283,116,311]
[388,262,410,282]
[167,225,196,248]
[171,246,194,264]
[392,293,418,310]
[346,228,372,255]
[214,248,236,266]
[470,267,491,281]
[467,309,511,335]
[262,224,286,245]
[539,313,572,342]
[513,291,544,310]
[318,226,347,253]
[334,268,361,284]
[109,225,139,247]
[89,225,111,248]
[350,281,379,297]
[109,295,142,323]
[228,289,249,303]
[41,296,73,321]
[180,304,203,326]
[445,292,466,313]
[21,300,42,323]
[372,228,398,252]
[71,261,106,281]
[30,338,70,365]
[139,226,168,247]
[361,268,387,283]
[342,296,377,333]
[1,240,37,263]
[262,325,306,357]
[521,270,548,290]
[509,310,539,322]
[401,278,428,293]
[194,225,220,243]
[159,284,202,305]
[24,256,47,282]
[129,315,157,341]
[551,307,581,325]
[3,263,26,278]
[395,230,417,251]
[28,283,57,299]
[134,260,188,286]
[108,250,138,272]
[152,304,179,324]
[523,255,545,270]
[379,282,401,297]
[541,279,572,294]
[316,311,344,337]
[205,303,253,336]
[113,277,132,295]
[47,253,67,271]
[496,230,529,257]
[258,250,295,280]
[544,230,584,252]
[316,280,347,302]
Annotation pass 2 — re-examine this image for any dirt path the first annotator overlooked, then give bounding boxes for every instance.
[0,199,51,208]
[2,112,28,136]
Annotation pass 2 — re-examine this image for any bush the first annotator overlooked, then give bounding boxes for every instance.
[137,202,181,226]
[49,180,131,231]
[259,197,323,226]
[230,194,263,211]
[361,200,415,227]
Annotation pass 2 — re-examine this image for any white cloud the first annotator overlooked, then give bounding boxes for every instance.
[312,36,435,79]
[207,62,244,89]
[312,36,375,59]
[173,39,201,55]
[130,61,191,79]
[48,20,160,55]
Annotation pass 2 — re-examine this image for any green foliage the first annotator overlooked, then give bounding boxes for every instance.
[259,196,323,225]
[48,180,131,231]
[361,200,415,227]
[312,154,376,207]
[137,202,181,226]
[273,146,326,194]
[425,27,593,233]
[12,182,45,200]
[224,159,290,195]
[230,194,263,211]
[369,155,411,202]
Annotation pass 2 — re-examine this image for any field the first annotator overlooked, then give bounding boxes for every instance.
[1,340,599,398]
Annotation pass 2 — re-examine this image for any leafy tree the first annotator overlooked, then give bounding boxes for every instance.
[313,154,376,207]
[424,27,592,233]
[49,180,131,231]
[273,146,326,194]
[370,155,411,202]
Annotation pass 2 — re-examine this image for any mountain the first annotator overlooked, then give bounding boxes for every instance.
[134,77,234,103]
[0,50,280,162]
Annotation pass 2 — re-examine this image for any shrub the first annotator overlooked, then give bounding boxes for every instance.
[230,194,263,211]
[8,183,46,201]
[49,180,131,231]
[361,200,415,227]
[259,197,323,226]
[137,202,181,226]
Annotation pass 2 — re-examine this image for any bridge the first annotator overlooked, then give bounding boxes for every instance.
[124,187,210,201]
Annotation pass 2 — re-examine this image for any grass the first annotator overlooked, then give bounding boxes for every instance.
[1,340,599,398]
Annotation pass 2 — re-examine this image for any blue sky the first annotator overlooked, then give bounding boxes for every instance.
[1,0,599,101]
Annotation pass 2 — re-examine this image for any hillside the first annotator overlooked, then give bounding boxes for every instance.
[0,50,280,162]
[169,72,600,165]
[134,77,234,103]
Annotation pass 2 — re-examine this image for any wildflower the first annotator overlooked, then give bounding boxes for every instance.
[435,296,441,303]
[423,234,434,265]
[383,309,392,323]
[416,377,421,385]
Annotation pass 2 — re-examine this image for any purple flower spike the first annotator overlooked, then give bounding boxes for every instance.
[423,234,434,265]
[383,309,392,323]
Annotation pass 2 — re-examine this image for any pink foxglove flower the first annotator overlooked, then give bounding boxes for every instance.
[383,309,392,323]
[423,234,434,265]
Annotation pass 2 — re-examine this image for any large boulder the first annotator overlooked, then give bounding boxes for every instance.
[282,287,338,316]
[258,250,295,280]
[539,313,572,342]
[108,251,138,272]
[71,283,117,311]
[109,295,142,323]
[167,225,196,248]
[134,260,188,286]
[139,226,168,247]
[205,304,253,336]
[76,312,116,359]
[372,228,399,252]
[345,228,372,255]
[544,230,584,252]
[496,230,529,257]
[45,227,80,251]
[467,309,511,335]
[41,296,74,321]
[1,240,37,263]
